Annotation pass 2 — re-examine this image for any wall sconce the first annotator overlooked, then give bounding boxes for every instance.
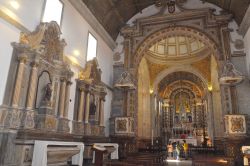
[208,83,213,91]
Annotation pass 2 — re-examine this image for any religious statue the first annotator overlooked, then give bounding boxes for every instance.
[89,102,96,115]
[43,83,52,102]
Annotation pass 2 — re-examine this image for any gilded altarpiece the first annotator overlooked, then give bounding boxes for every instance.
[0,22,74,165]
[73,58,107,136]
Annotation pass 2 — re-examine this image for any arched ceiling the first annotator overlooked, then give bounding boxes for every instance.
[81,0,249,40]
[158,71,205,98]
[147,35,206,57]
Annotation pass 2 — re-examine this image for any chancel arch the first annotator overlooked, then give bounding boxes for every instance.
[130,17,226,150]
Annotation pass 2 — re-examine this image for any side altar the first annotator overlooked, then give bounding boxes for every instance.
[0,21,108,166]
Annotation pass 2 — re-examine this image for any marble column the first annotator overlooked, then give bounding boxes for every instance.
[99,99,105,126]
[95,97,100,123]
[26,62,39,110]
[84,92,90,123]
[12,55,27,107]
[77,88,85,122]
[63,80,72,118]
[58,78,66,117]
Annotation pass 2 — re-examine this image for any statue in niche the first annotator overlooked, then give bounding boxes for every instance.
[90,102,96,115]
[43,83,52,102]
[188,116,192,123]
[89,96,96,115]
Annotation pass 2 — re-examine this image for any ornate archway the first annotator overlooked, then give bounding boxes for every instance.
[112,8,236,154]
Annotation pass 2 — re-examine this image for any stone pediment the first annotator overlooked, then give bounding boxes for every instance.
[79,58,102,85]
[19,21,66,62]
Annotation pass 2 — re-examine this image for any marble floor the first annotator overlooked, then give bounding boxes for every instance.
[166,159,192,166]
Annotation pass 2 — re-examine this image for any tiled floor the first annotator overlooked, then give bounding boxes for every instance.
[166,159,192,166]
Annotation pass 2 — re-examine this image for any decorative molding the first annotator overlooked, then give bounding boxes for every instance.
[0,9,30,33]
[68,0,116,50]
[239,6,250,37]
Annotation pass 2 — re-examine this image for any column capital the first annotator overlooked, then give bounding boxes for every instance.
[66,80,72,85]
[60,77,67,82]
[79,87,85,92]
[30,61,39,68]
[18,55,28,64]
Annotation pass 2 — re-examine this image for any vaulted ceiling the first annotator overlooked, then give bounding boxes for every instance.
[81,0,250,40]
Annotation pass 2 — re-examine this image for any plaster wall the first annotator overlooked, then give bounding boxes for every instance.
[0,19,20,105]
[0,0,44,30]
[0,0,114,135]
[244,28,250,77]
[231,57,250,115]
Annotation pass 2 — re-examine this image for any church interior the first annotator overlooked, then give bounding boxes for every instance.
[1,0,250,165]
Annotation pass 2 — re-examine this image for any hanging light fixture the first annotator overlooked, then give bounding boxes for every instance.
[219,61,244,85]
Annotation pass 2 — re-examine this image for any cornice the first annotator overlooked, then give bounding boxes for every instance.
[121,8,232,37]
[68,0,116,50]
[239,6,250,37]
[0,9,30,33]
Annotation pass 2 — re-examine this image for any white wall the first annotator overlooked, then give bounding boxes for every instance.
[0,0,44,30]
[244,28,250,78]
[0,19,20,105]
[0,0,114,135]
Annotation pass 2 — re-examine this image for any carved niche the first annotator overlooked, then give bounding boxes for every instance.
[73,58,106,136]
[1,21,73,132]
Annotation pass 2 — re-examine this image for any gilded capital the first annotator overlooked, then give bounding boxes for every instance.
[31,61,39,68]
[18,55,28,64]
[79,87,84,92]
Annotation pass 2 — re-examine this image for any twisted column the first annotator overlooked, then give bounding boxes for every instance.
[84,92,90,123]
[77,88,85,121]
[26,62,39,110]
[12,55,27,107]
[58,78,66,117]
[63,80,72,118]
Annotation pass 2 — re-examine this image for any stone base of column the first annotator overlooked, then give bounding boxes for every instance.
[72,121,84,135]
[57,118,70,133]
[38,101,53,115]
[99,126,105,136]
[224,136,246,166]
[84,124,105,136]
[21,110,36,129]
[36,114,57,131]
[0,107,23,129]
[84,123,91,135]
